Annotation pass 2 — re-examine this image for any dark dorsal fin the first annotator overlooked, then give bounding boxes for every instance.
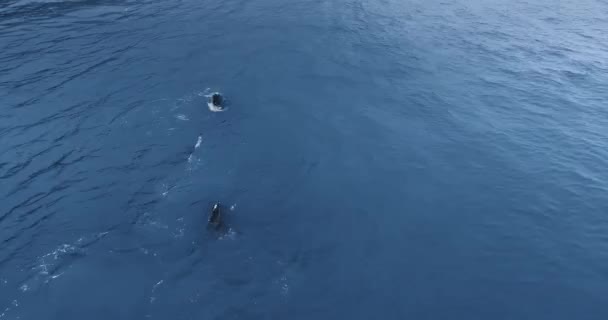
[211,93,223,107]
[209,202,221,229]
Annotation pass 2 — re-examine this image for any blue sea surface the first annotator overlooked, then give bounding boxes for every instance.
[1,0,608,318]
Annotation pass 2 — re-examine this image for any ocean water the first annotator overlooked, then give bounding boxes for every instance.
[1,0,608,318]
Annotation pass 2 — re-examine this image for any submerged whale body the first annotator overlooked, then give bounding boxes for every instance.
[208,202,222,229]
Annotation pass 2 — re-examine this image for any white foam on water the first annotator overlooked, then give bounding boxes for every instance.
[175,114,189,121]
[218,228,237,240]
[187,135,203,164]
[21,232,109,292]
[273,274,289,296]
[183,135,204,169]
[150,280,164,303]
[173,217,186,238]
[171,91,201,111]
[230,203,237,211]
[186,156,201,171]
[173,227,185,238]
[50,273,64,280]
[153,280,164,290]
[27,243,80,288]
[160,183,173,197]
[207,102,226,112]
[43,244,77,260]
[189,293,201,304]
[148,220,168,230]
[197,89,211,97]
[38,259,49,275]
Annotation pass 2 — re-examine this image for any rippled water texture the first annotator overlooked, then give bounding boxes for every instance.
[1,0,608,319]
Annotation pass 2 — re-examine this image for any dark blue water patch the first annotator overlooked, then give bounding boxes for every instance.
[2,0,608,319]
